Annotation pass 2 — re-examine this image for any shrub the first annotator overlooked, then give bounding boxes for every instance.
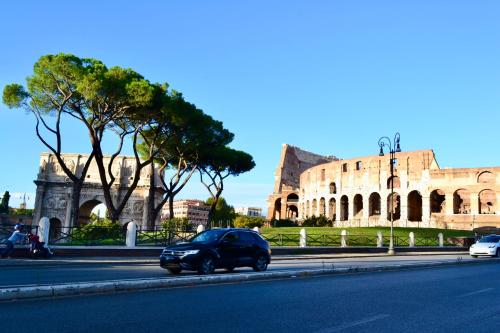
[161,218,193,232]
[234,215,265,229]
[301,215,332,227]
[270,219,298,227]
[72,219,123,241]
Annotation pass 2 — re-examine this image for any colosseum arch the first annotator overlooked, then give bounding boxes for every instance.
[369,192,381,217]
[340,195,349,221]
[478,171,495,184]
[353,194,363,218]
[478,189,496,214]
[273,198,282,219]
[430,189,446,214]
[329,182,337,194]
[311,199,318,216]
[319,197,326,216]
[453,189,470,214]
[33,153,163,228]
[328,198,336,221]
[387,193,401,220]
[407,190,422,221]
[387,176,400,189]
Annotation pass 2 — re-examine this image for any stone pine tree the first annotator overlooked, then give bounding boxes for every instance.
[3,55,95,226]
[140,94,233,227]
[0,191,10,214]
[198,146,255,226]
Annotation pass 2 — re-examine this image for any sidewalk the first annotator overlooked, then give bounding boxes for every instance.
[0,251,469,268]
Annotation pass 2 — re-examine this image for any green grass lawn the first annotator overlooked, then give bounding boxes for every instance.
[260,227,473,247]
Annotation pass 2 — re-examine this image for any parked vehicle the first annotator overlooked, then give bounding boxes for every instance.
[160,228,271,275]
[469,234,500,258]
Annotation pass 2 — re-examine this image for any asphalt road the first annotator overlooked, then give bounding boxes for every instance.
[0,253,478,288]
[0,263,499,332]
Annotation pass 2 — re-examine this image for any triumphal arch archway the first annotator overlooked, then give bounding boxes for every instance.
[33,153,163,228]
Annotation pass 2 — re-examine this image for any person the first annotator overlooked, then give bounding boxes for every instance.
[1,224,28,258]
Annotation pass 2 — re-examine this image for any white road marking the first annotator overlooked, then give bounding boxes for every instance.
[458,288,494,298]
[314,314,390,332]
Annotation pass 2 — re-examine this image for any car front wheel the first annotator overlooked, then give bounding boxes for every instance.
[198,256,215,275]
[253,254,268,272]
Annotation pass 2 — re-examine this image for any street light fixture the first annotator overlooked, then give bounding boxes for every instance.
[378,132,401,255]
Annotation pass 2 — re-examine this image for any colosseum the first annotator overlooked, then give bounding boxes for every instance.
[267,144,500,230]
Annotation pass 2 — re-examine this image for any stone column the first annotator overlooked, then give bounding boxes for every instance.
[336,198,341,225]
[142,195,149,228]
[445,192,454,215]
[341,230,348,248]
[377,231,383,247]
[470,192,479,215]
[280,198,287,220]
[438,233,444,247]
[362,194,369,226]
[348,195,354,224]
[38,217,50,244]
[380,192,388,227]
[421,195,430,227]
[409,232,415,247]
[126,222,137,247]
[299,228,307,248]
[32,183,46,226]
[400,193,408,227]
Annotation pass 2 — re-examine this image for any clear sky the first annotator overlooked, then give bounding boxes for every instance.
[0,1,499,211]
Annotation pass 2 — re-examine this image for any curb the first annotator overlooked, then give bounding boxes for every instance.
[0,252,469,268]
[0,257,496,301]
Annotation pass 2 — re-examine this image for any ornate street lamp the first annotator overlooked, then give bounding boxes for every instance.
[378,133,401,255]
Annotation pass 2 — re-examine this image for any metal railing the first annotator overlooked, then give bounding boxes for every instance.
[261,233,467,247]
[136,226,196,246]
[49,226,126,246]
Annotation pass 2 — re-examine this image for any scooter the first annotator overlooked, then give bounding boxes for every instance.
[28,233,54,259]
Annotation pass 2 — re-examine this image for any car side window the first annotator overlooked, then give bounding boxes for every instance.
[238,232,256,244]
[223,232,238,243]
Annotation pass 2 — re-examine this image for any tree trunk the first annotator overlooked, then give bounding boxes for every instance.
[147,162,156,228]
[69,181,83,227]
[168,194,174,220]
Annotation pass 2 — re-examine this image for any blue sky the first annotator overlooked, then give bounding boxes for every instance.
[0,1,499,211]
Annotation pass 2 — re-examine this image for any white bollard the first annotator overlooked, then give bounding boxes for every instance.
[299,228,307,248]
[409,232,415,247]
[438,233,444,247]
[197,224,205,234]
[126,222,137,248]
[252,226,260,234]
[377,231,383,248]
[341,230,348,248]
[37,217,50,244]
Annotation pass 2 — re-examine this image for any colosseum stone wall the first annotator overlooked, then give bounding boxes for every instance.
[268,145,500,230]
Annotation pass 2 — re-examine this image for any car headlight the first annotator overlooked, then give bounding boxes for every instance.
[488,245,496,248]
[183,250,200,256]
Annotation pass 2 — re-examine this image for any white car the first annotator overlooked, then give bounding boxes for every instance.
[469,235,500,258]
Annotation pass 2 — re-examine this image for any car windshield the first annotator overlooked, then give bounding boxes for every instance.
[190,229,227,244]
[478,236,500,243]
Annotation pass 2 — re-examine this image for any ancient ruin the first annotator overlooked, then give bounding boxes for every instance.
[33,153,164,229]
[268,145,500,230]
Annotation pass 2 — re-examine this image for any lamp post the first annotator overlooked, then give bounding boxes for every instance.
[378,133,401,255]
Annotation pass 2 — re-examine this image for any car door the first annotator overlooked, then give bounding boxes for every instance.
[236,231,255,265]
[217,231,240,267]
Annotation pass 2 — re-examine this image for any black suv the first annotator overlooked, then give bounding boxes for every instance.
[160,228,271,275]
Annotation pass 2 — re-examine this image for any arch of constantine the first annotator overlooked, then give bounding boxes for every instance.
[33,153,164,228]
[268,144,500,230]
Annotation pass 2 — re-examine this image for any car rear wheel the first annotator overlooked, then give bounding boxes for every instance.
[253,254,268,272]
[198,256,215,275]
[495,249,500,258]
[167,267,182,275]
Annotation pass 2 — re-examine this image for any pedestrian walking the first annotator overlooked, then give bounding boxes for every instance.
[1,224,28,258]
